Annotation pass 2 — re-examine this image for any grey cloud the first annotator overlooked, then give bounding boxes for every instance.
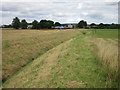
[1,1,118,24]
[88,14,104,20]
[106,2,118,6]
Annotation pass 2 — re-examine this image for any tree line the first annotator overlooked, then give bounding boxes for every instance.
[11,17,61,29]
[1,17,119,29]
[89,23,119,29]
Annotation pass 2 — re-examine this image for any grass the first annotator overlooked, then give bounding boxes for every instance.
[90,29,118,39]
[89,29,119,87]
[91,38,118,71]
[3,31,117,88]
[89,29,118,70]
[2,29,79,82]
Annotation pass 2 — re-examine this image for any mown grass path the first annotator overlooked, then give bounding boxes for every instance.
[3,33,114,88]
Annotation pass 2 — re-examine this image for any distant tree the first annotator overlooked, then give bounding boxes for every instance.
[38,20,47,29]
[110,23,118,29]
[78,20,87,28]
[99,23,104,29]
[55,22,61,26]
[39,20,54,29]
[47,20,54,29]
[12,17,20,29]
[90,23,96,26]
[32,20,39,29]
[2,24,12,28]
[104,24,110,29]
[90,23,97,29]
[21,19,28,29]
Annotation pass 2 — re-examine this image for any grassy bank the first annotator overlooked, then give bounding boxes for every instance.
[3,31,117,88]
[89,29,118,87]
[90,29,118,70]
[2,29,79,81]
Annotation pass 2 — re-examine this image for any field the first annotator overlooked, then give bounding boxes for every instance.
[92,29,118,39]
[2,29,79,82]
[90,29,118,70]
[2,29,119,88]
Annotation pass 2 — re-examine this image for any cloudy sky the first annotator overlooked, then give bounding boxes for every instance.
[1,0,119,25]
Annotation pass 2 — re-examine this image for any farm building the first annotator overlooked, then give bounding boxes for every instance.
[52,23,77,29]
[62,23,77,29]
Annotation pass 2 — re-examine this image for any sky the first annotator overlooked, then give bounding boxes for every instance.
[1,0,119,25]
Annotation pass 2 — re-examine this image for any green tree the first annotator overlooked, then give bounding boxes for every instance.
[110,23,118,29]
[90,23,96,26]
[32,20,39,29]
[39,20,54,29]
[55,22,61,26]
[12,17,20,29]
[99,23,104,29]
[78,20,87,28]
[21,19,28,29]
[38,20,47,29]
[47,20,54,29]
[90,23,97,29]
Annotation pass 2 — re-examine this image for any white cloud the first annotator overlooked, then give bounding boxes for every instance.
[78,3,83,9]
[2,0,119,2]
[105,0,119,2]
[1,0,118,24]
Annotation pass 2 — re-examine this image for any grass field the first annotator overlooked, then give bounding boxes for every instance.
[2,29,79,82]
[91,29,118,39]
[2,29,119,88]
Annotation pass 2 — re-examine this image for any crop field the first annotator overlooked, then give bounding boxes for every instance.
[2,29,119,88]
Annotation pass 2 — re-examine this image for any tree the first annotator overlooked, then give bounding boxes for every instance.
[21,19,28,29]
[110,23,118,29]
[78,20,87,28]
[2,24,12,28]
[90,23,97,29]
[47,20,54,29]
[12,17,20,29]
[99,23,104,29]
[32,20,39,29]
[55,22,61,26]
[39,20,54,29]
[38,20,47,29]
[90,23,96,26]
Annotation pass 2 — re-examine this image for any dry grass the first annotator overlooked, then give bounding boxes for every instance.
[2,29,79,81]
[3,38,72,88]
[4,33,116,88]
[92,38,118,71]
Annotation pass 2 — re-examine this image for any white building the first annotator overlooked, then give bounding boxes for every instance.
[27,25,33,29]
[68,24,73,28]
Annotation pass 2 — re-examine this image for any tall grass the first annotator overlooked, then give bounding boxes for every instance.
[92,38,118,71]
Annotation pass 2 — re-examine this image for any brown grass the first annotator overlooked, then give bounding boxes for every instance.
[2,29,79,81]
[92,38,118,71]
[3,37,72,88]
